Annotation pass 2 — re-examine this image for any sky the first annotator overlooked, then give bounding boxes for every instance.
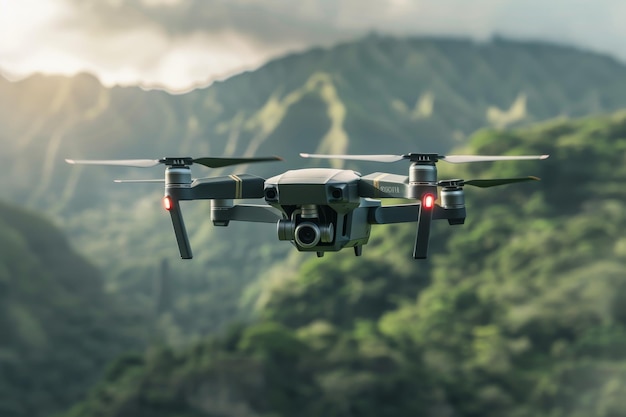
[1,0,625,92]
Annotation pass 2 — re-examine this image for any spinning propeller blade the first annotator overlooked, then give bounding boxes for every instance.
[66,155,282,168]
[113,179,166,183]
[301,153,549,164]
[192,156,282,168]
[440,155,549,163]
[437,176,540,188]
[65,159,161,168]
[299,153,405,163]
[463,176,540,188]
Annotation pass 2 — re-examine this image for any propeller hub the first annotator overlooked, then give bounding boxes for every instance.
[161,157,194,167]
[406,153,441,163]
[438,179,464,188]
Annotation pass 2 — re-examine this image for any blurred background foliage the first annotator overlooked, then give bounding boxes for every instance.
[2,35,626,416]
[63,112,626,417]
[0,201,143,417]
[4,36,626,347]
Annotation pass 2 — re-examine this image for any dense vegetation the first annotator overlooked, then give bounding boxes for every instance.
[62,111,626,416]
[0,201,143,417]
[3,36,626,344]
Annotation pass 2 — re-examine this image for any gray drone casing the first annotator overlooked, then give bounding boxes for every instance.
[264,168,378,252]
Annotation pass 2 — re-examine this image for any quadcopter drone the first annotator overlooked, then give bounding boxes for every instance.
[66,151,548,259]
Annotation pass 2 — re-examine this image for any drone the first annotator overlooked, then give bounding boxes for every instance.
[66,151,548,260]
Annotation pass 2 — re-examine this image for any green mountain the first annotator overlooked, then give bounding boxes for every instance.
[3,35,626,342]
[0,201,144,417]
[62,111,626,417]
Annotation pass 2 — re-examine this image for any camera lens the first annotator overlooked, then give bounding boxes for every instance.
[298,227,316,244]
[295,222,321,248]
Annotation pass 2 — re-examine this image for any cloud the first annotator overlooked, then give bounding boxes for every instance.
[64,0,350,45]
[2,0,626,91]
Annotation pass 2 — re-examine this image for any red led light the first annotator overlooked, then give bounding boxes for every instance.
[422,194,435,209]
[163,196,173,211]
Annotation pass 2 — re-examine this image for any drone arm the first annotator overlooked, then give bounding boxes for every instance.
[189,174,266,200]
[359,173,409,198]
[369,204,465,224]
[211,202,283,225]
[228,205,283,223]
[368,203,421,224]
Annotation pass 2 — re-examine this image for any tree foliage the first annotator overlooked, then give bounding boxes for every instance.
[5,36,626,347]
[0,201,143,417]
[61,111,626,416]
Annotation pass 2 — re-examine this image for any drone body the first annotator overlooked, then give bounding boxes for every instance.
[265,168,375,256]
[261,165,467,258]
[66,152,548,260]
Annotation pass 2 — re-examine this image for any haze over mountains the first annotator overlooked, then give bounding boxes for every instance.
[4,33,626,416]
[4,36,626,210]
[3,34,626,341]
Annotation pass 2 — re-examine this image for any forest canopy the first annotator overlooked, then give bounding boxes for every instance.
[63,111,626,417]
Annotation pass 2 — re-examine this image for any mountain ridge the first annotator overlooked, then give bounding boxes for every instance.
[60,110,626,417]
[3,34,626,343]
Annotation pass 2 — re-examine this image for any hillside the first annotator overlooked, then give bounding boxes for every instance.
[3,35,626,342]
[62,111,626,417]
[0,201,144,417]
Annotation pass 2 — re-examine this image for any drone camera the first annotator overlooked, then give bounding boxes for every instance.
[295,222,321,247]
[277,219,334,248]
[295,222,334,248]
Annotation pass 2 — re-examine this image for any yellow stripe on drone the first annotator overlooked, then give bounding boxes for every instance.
[373,173,389,197]
[229,175,242,199]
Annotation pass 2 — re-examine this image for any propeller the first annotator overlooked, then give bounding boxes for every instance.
[300,153,405,163]
[192,156,282,168]
[66,155,282,168]
[66,159,162,167]
[300,153,549,164]
[440,155,549,164]
[437,176,540,188]
[113,179,166,183]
